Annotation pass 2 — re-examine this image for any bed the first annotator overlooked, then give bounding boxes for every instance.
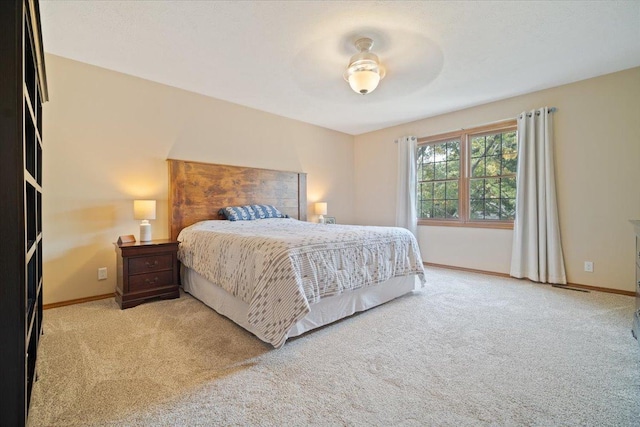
[169,159,426,347]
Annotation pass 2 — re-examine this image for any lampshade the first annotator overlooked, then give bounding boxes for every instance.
[348,70,381,95]
[343,37,385,95]
[133,200,156,220]
[315,202,328,216]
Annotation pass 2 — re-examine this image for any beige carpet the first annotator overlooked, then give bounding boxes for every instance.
[28,267,640,426]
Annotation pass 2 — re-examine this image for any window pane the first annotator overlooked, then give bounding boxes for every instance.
[420,201,433,218]
[446,141,460,160]
[502,131,517,154]
[426,144,435,162]
[500,198,515,219]
[423,163,435,181]
[470,199,484,219]
[427,182,436,200]
[434,144,446,161]
[471,157,485,177]
[417,146,426,164]
[485,199,500,219]
[471,136,485,158]
[485,156,501,177]
[501,131,517,173]
[417,182,424,201]
[417,145,430,165]
[502,151,517,175]
[447,160,460,179]
[486,134,502,156]
[445,200,459,218]
[445,181,458,200]
[434,161,447,180]
[501,177,516,199]
[469,179,484,199]
[485,178,500,199]
[433,201,446,218]
[433,182,446,199]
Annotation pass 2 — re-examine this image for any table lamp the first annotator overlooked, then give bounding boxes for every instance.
[315,202,328,224]
[134,200,156,242]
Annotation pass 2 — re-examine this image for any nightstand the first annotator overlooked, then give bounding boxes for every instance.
[115,239,180,309]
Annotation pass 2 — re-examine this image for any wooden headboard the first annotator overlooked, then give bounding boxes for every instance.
[168,159,307,240]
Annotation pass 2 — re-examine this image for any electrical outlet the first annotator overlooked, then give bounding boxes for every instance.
[98,267,108,280]
[584,261,593,273]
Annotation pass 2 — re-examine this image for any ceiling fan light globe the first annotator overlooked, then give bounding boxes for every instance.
[348,70,380,95]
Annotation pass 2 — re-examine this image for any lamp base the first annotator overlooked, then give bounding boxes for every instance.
[140,221,152,242]
[318,215,325,224]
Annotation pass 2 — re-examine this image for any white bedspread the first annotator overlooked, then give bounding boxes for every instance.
[177,219,426,347]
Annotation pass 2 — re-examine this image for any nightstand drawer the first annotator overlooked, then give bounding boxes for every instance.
[129,254,173,275]
[129,271,175,292]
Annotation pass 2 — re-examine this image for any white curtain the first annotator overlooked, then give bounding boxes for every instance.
[510,107,567,284]
[396,136,418,236]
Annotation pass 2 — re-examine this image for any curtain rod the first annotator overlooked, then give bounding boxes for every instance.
[460,107,557,129]
[521,107,557,118]
[395,107,557,142]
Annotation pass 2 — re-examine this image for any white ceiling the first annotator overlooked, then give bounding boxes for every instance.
[40,1,640,135]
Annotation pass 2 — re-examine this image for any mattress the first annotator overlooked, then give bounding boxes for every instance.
[178,218,426,347]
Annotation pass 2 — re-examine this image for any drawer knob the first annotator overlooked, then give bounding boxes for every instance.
[145,277,159,285]
[145,260,159,268]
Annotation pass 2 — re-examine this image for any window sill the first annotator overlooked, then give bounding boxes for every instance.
[417,219,514,230]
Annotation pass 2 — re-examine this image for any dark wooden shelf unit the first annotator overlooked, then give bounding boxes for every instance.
[0,0,48,424]
[632,221,640,344]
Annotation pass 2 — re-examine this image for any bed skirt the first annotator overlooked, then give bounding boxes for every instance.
[181,265,421,345]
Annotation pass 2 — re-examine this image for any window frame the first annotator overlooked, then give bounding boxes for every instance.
[417,120,518,229]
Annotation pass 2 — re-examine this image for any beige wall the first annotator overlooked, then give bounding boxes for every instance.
[354,67,640,292]
[43,54,354,304]
[44,54,640,303]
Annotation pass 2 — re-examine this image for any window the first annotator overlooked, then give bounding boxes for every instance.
[417,139,460,219]
[417,121,517,228]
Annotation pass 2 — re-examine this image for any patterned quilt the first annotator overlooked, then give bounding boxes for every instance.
[177,219,426,347]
